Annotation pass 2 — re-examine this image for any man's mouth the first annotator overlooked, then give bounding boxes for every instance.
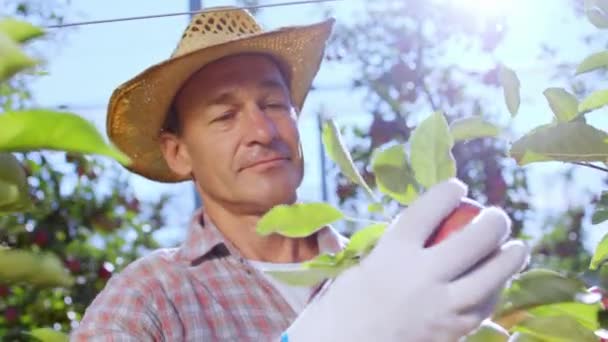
[240,156,290,171]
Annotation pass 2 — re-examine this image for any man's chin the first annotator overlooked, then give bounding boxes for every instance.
[264,191,297,207]
[249,189,297,214]
[236,173,302,212]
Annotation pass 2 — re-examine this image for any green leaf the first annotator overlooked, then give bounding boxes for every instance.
[304,253,341,268]
[0,110,130,164]
[512,316,598,342]
[518,151,552,165]
[0,18,45,43]
[543,88,579,122]
[592,210,608,224]
[591,233,608,270]
[268,224,393,286]
[494,269,587,319]
[322,119,373,197]
[507,333,545,342]
[339,223,387,259]
[518,234,534,241]
[0,249,74,287]
[265,253,357,287]
[256,202,344,237]
[0,153,32,213]
[264,266,344,287]
[367,202,383,213]
[499,64,521,116]
[25,328,69,342]
[529,303,600,331]
[0,180,18,207]
[576,51,608,75]
[594,259,608,280]
[600,190,608,204]
[464,321,509,342]
[371,144,418,205]
[410,111,456,188]
[509,122,608,165]
[449,117,501,142]
[0,32,37,81]
[579,89,608,113]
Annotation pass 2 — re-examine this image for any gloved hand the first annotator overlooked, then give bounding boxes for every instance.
[283,178,529,342]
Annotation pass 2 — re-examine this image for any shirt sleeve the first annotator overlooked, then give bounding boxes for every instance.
[70,268,164,342]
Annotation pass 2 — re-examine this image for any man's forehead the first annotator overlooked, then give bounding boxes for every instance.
[206,79,288,107]
[176,54,290,110]
[199,54,285,81]
[176,54,290,105]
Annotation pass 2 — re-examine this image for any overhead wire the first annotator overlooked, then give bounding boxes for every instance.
[45,0,344,29]
[39,0,576,111]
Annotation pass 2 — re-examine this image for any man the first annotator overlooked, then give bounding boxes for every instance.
[71,7,529,341]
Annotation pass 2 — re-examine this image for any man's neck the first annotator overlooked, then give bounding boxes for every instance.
[202,200,319,263]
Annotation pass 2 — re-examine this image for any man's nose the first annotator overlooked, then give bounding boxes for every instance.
[244,104,279,145]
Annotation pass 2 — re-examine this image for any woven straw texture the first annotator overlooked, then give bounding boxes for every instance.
[107,7,334,182]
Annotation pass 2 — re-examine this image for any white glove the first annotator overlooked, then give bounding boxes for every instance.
[283,178,529,342]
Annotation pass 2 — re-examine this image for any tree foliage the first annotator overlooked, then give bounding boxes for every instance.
[0,6,167,341]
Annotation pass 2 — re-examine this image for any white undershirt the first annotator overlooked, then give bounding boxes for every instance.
[247,260,313,314]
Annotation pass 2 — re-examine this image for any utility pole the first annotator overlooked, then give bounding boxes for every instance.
[318,111,328,202]
[190,0,204,209]
[190,0,201,15]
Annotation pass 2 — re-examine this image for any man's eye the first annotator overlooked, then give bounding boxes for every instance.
[264,103,288,110]
[212,111,236,123]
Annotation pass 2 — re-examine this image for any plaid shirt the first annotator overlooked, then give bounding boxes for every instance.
[71,208,347,341]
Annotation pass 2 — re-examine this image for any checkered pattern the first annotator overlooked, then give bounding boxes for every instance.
[71,208,347,341]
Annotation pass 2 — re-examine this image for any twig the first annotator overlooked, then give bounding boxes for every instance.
[572,162,608,173]
[343,216,389,225]
[39,154,63,203]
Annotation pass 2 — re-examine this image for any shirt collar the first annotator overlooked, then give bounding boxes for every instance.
[177,207,348,264]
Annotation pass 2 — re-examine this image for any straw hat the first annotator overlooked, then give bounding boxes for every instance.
[106,6,335,182]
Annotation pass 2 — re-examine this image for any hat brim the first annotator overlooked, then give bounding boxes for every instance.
[107,18,335,183]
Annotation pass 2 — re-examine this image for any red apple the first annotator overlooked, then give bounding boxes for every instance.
[64,257,81,274]
[425,198,484,247]
[97,262,113,280]
[336,183,356,201]
[4,306,18,324]
[77,165,86,177]
[33,229,50,247]
[0,285,10,298]
[126,198,140,212]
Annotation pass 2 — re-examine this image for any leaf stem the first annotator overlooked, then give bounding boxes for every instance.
[571,162,608,173]
[361,185,381,205]
[343,216,389,226]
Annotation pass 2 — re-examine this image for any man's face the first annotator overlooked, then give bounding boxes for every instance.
[162,54,304,214]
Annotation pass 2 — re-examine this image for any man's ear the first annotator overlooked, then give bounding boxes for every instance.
[159,132,193,178]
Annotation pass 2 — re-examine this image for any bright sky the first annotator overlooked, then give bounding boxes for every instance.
[23,0,608,250]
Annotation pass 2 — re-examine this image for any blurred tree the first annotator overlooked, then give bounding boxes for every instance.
[317,0,596,277]
[0,153,167,339]
[0,2,168,340]
[2,0,72,24]
[321,0,530,233]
